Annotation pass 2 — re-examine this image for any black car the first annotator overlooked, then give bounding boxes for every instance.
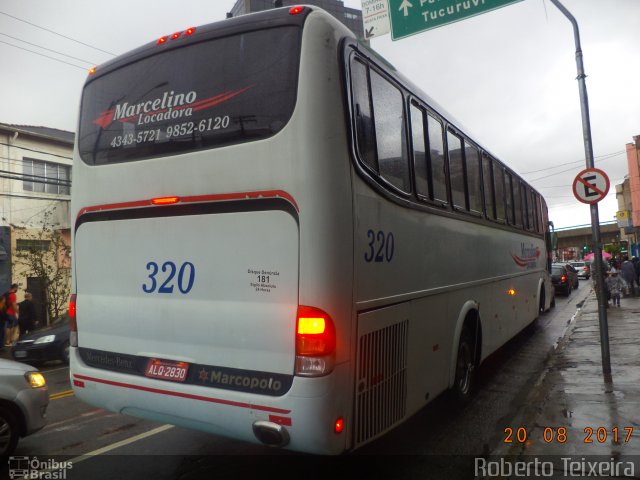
[551,264,578,296]
[11,315,70,365]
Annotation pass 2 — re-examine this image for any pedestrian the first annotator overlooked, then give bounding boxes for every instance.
[18,291,38,337]
[621,256,636,296]
[4,283,19,347]
[606,271,625,307]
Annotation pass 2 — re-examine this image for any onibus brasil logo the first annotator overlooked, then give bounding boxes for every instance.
[8,456,73,479]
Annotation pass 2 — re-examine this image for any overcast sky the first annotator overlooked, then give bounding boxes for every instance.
[1,0,638,229]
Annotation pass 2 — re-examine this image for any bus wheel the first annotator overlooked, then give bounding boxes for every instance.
[452,328,475,403]
[539,288,546,314]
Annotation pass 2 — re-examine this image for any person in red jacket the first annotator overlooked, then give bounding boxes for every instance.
[4,283,19,346]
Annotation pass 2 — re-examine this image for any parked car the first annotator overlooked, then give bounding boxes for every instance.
[0,359,48,457]
[551,264,578,296]
[569,261,591,279]
[11,315,70,365]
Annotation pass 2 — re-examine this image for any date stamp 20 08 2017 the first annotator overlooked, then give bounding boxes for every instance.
[503,426,634,445]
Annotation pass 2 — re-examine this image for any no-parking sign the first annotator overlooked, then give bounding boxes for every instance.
[572,168,610,205]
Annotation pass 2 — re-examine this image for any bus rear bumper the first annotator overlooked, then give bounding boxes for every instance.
[70,347,349,454]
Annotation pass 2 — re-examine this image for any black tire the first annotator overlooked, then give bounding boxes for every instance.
[60,340,70,364]
[565,284,572,296]
[452,327,476,404]
[539,288,546,314]
[550,293,556,308]
[0,406,20,459]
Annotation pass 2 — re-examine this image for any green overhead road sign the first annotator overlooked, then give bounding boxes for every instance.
[389,0,524,40]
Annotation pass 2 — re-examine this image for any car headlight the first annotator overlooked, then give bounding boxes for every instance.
[25,371,47,388]
[34,335,56,344]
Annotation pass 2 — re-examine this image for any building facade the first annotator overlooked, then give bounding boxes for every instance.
[616,136,640,257]
[229,0,364,38]
[0,123,73,323]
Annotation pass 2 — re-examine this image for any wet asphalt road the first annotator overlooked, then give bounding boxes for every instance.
[3,284,591,480]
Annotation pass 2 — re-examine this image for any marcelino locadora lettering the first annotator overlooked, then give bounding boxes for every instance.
[79,348,292,396]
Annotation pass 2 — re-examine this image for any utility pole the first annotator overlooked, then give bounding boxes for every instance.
[550,0,611,376]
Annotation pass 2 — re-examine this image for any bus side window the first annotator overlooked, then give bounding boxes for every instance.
[529,189,537,232]
[505,172,515,225]
[370,68,410,192]
[493,162,506,222]
[534,193,544,233]
[350,58,377,172]
[465,143,482,214]
[520,182,529,229]
[447,130,466,210]
[427,114,447,205]
[513,180,523,227]
[482,154,495,219]
[410,103,430,198]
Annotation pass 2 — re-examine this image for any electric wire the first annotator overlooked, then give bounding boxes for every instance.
[0,39,87,71]
[521,150,625,175]
[0,10,116,56]
[0,32,95,65]
[0,143,72,160]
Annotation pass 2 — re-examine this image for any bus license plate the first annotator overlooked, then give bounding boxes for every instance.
[145,359,189,383]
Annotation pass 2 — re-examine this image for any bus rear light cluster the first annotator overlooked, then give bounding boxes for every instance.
[157,27,196,45]
[295,305,335,376]
[69,294,78,347]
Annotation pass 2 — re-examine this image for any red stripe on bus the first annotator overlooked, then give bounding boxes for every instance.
[77,189,299,219]
[73,374,291,414]
[268,415,292,426]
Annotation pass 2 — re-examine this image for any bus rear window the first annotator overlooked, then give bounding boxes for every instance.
[78,26,301,165]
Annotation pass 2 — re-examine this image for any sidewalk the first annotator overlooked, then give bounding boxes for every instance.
[494,290,640,477]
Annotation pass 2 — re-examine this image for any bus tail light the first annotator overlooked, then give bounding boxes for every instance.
[334,417,344,434]
[289,6,305,15]
[69,294,78,347]
[295,305,335,376]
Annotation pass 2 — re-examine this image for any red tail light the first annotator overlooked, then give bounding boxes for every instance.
[561,275,567,282]
[289,6,305,15]
[295,305,335,376]
[334,417,344,434]
[152,196,180,205]
[69,294,78,347]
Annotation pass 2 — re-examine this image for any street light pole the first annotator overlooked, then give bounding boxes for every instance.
[549,0,611,375]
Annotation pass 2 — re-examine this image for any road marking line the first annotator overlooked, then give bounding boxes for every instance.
[67,424,174,463]
[49,389,75,400]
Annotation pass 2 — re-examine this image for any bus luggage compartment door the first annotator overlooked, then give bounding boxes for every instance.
[74,207,299,378]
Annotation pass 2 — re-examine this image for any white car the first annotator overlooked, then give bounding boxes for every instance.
[0,359,49,457]
[569,261,591,279]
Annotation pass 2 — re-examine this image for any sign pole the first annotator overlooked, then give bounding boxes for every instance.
[550,0,611,375]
